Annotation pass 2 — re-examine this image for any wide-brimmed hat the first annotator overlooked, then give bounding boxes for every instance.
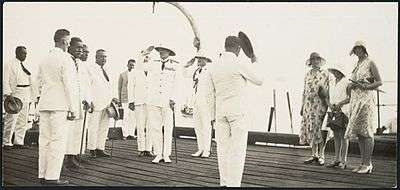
[4,96,23,114]
[141,46,155,55]
[155,46,176,56]
[328,62,347,77]
[106,102,120,120]
[194,50,212,63]
[306,52,326,67]
[350,41,368,56]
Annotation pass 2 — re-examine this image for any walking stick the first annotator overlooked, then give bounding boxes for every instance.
[110,119,116,157]
[79,104,89,164]
[172,106,178,163]
[209,121,214,154]
[286,92,294,134]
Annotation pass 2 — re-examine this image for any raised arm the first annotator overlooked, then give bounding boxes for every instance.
[238,61,263,86]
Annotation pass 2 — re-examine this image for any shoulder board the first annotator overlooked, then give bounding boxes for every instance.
[170,59,179,64]
[164,67,176,71]
[154,60,161,62]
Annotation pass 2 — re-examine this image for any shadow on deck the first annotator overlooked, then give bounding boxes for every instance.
[2,138,397,187]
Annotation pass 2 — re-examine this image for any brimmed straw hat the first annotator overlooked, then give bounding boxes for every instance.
[4,96,23,114]
[306,52,326,67]
[328,62,347,77]
[155,46,176,56]
[349,41,368,56]
[194,50,212,63]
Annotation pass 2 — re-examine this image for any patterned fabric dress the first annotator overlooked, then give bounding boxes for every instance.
[299,69,330,145]
[345,58,377,139]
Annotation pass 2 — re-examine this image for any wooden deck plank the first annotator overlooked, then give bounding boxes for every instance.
[2,138,397,187]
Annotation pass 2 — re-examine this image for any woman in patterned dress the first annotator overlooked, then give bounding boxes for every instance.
[346,41,382,174]
[299,52,331,165]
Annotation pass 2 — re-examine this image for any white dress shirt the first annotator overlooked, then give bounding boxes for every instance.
[3,58,34,102]
[328,77,350,116]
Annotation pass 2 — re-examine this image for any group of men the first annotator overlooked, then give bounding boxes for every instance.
[3,28,263,187]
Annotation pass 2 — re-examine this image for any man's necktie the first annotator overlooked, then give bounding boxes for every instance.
[144,71,148,76]
[193,67,202,94]
[20,62,31,76]
[73,57,79,72]
[101,66,109,82]
[161,60,167,71]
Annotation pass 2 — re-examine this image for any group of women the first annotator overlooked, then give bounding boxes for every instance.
[299,41,382,174]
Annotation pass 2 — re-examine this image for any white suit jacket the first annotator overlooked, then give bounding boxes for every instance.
[3,58,35,103]
[128,68,151,106]
[183,65,215,114]
[208,52,263,119]
[87,63,113,111]
[36,47,78,112]
[71,59,93,118]
[146,59,178,108]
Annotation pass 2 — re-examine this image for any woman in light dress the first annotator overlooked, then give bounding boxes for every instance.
[346,41,382,174]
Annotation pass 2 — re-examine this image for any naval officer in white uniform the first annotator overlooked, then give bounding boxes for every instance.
[147,46,179,164]
[36,29,78,185]
[208,36,263,187]
[183,51,215,158]
[3,46,35,149]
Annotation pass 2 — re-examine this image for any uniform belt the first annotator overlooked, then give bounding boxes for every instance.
[16,85,30,87]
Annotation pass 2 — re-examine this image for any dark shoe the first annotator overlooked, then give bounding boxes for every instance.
[75,155,90,164]
[138,151,145,157]
[326,161,340,168]
[126,135,135,140]
[89,150,97,158]
[143,151,153,157]
[304,157,318,164]
[3,145,13,150]
[14,144,29,149]
[42,179,69,185]
[95,149,110,157]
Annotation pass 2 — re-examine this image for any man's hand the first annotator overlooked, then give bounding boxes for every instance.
[82,100,90,111]
[67,111,76,121]
[3,94,12,101]
[251,55,257,63]
[193,37,200,50]
[169,100,175,110]
[128,102,135,111]
[88,102,94,113]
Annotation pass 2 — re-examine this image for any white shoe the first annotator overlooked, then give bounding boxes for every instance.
[356,164,373,174]
[164,156,171,163]
[201,151,210,158]
[191,150,203,157]
[152,155,163,164]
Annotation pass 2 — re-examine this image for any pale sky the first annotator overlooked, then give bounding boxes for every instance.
[3,2,398,133]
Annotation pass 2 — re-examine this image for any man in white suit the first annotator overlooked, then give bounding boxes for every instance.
[35,29,77,185]
[86,49,116,158]
[118,59,136,140]
[208,36,263,187]
[64,37,92,170]
[147,46,178,164]
[3,46,35,150]
[183,51,214,158]
[128,47,154,157]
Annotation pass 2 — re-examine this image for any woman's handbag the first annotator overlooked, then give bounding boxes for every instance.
[327,111,349,130]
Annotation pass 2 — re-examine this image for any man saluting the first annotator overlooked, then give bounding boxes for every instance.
[207,36,263,187]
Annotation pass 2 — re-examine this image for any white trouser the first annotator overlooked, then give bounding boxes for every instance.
[135,104,152,152]
[215,114,248,187]
[87,109,109,150]
[122,103,136,137]
[193,102,212,153]
[65,114,89,155]
[3,101,30,146]
[148,105,173,157]
[38,111,69,180]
